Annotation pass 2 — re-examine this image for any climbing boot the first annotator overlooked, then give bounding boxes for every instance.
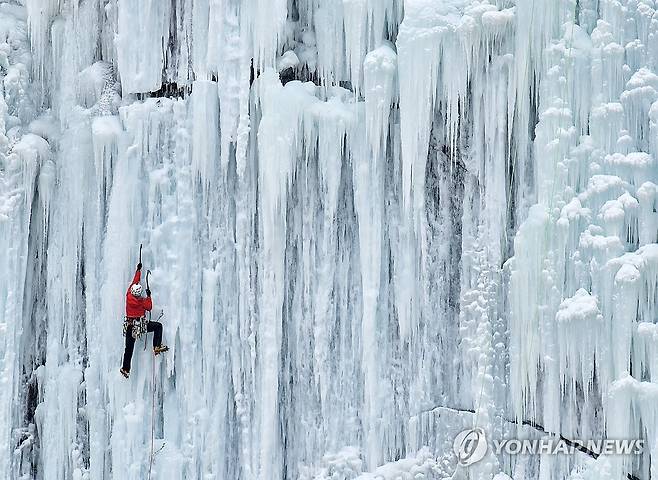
[119,368,130,379]
[154,345,169,355]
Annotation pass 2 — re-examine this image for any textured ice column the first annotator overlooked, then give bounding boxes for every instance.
[467,21,515,261]
[606,376,636,480]
[607,375,658,480]
[311,0,401,88]
[637,182,658,245]
[213,1,242,173]
[102,101,164,479]
[98,97,211,478]
[354,448,437,479]
[14,0,658,477]
[149,98,207,478]
[314,2,346,83]
[86,114,123,480]
[348,43,396,467]
[636,322,658,383]
[512,0,570,212]
[178,73,234,475]
[509,109,561,425]
[605,246,658,477]
[590,20,626,105]
[191,80,220,195]
[170,0,194,85]
[621,68,658,152]
[550,23,593,136]
[590,102,624,153]
[247,0,286,69]
[116,0,171,94]
[458,251,502,478]
[509,15,658,458]
[509,12,599,430]
[555,289,602,390]
[342,0,367,93]
[177,0,238,86]
[394,0,447,340]
[0,6,45,477]
[363,44,396,159]
[0,134,49,478]
[367,0,403,48]
[49,1,101,122]
[396,0,457,220]
[230,19,258,480]
[453,13,516,452]
[508,205,550,420]
[25,0,59,89]
[533,92,577,206]
[342,0,402,92]
[255,72,317,478]
[40,115,90,480]
[191,0,211,78]
[302,93,354,465]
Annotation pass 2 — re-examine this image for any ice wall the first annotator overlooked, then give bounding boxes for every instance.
[0,0,656,480]
[508,4,658,480]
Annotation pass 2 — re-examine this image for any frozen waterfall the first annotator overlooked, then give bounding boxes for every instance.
[0,0,657,479]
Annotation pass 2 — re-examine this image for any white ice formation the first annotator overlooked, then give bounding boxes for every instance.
[0,0,657,479]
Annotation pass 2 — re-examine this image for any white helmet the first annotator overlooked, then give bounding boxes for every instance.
[130,283,143,297]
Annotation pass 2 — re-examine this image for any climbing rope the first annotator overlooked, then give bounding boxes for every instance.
[146,273,166,477]
[148,348,156,480]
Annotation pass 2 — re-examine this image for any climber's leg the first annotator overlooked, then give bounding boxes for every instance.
[147,321,162,347]
[122,326,136,373]
[148,321,169,354]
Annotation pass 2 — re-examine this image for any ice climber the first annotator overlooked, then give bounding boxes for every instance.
[120,262,169,379]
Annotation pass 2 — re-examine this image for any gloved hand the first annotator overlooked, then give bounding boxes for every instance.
[146,289,151,297]
[137,262,142,270]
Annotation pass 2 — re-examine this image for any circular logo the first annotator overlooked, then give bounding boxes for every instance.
[453,428,487,466]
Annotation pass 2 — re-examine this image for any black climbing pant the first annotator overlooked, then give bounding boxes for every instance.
[122,321,163,372]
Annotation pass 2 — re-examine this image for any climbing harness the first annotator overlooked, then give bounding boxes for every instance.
[122,316,148,339]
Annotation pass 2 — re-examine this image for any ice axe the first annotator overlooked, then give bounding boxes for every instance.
[146,271,164,322]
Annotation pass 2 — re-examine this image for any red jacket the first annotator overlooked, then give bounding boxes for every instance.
[126,269,152,318]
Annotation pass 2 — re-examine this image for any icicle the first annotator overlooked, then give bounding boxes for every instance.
[637,181,658,246]
[555,289,602,392]
[621,68,658,152]
[25,0,60,89]
[342,0,367,94]
[314,2,346,84]
[255,70,317,478]
[115,0,172,94]
[247,0,287,70]
[190,80,220,196]
[509,204,551,420]
[396,0,446,219]
[7,0,658,479]
[363,43,396,160]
